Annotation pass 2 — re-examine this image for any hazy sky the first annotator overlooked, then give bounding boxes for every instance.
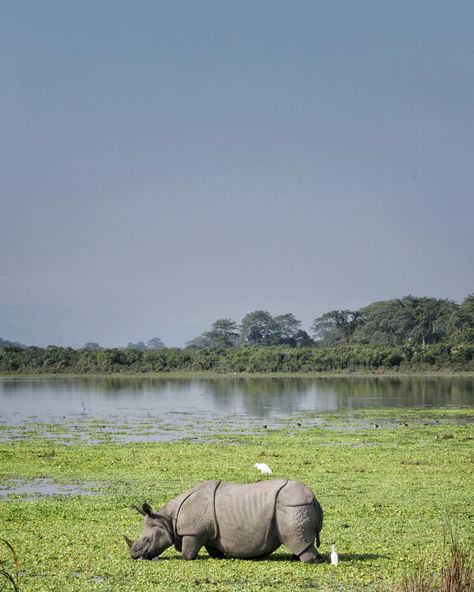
[1,1,473,348]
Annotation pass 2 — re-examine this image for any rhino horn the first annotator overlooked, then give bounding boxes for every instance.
[124,535,135,549]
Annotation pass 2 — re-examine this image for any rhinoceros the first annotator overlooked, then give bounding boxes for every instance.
[125,479,323,563]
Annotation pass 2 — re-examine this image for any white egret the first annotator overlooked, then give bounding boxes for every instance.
[331,544,338,566]
[254,462,272,475]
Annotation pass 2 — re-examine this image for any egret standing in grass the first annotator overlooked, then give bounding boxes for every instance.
[331,544,339,566]
[254,462,272,475]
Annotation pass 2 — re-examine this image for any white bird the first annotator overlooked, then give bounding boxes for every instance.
[331,544,339,566]
[254,462,272,475]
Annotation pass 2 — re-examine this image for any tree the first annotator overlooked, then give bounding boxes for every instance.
[185,335,210,349]
[271,314,313,347]
[273,314,301,346]
[447,294,474,344]
[186,319,239,350]
[127,341,147,350]
[354,300,409,346]
[396,296,457,347]
[354,296,458,347]
[147,337,166,350]
[84,342,102,350]
[293,329,314,348]
[240,311,280,346]
[203,319,240,350]
[312,310,362,345]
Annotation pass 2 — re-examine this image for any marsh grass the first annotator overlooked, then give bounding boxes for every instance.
[440,521,473,592]
[0,538,20,591]
[400,529,473,592]
[441,540,473,592]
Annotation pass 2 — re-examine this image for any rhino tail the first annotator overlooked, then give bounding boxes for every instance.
[313,497,323,548]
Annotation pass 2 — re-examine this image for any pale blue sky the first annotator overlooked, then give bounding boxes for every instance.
[1,1,473,347]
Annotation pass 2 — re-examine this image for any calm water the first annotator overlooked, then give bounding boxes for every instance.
[1,375,472,437]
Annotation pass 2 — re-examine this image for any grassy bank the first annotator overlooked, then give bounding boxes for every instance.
[0,409,473,591]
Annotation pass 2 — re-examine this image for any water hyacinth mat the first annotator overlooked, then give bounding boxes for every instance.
[0,408,473,591]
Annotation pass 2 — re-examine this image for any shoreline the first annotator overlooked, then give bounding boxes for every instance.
[1,370,474,378]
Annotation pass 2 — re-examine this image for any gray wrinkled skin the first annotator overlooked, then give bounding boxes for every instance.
[125,479,323,564]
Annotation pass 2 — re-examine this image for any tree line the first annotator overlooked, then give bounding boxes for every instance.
[1,342,473,374]
[3,294,472,352]
[1,294,473,373]
[186,294,474,349]
[83,337,166,351]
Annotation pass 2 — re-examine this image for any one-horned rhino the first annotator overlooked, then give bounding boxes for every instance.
[125,479,323,563]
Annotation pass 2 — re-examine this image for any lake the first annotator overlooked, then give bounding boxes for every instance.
[0,375,472,442]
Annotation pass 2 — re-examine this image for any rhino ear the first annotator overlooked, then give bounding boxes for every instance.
[130,505,145,516]
[130,503,154,517]
[142,503,154,517]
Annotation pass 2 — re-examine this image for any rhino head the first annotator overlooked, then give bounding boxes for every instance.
[124,503,173,560]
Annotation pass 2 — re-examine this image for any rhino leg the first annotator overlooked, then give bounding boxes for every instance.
[205,544,225,558]
[181,536,203,560]
[298,545,323,564]
[275,503,319,559]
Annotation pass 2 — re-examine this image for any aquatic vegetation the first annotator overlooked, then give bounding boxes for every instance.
[0,409,472,590]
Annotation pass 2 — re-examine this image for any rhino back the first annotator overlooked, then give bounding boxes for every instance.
[159,480,218,521]
[214,479,288,558]
[276,480,317,506]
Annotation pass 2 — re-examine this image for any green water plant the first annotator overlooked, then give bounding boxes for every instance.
[0,409,472,591]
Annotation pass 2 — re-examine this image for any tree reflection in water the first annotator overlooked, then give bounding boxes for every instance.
[1,375,472,422]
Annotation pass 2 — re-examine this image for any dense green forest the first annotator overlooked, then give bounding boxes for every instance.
[186,294,474,349]
[1,295,473,373]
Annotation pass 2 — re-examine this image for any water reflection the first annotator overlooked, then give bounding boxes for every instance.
[202,376,474,415]
[201,377,337,415]
[0,375,472,423]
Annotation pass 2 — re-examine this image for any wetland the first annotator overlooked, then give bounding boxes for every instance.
[0,374,472,591]
[1,374,473,442]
